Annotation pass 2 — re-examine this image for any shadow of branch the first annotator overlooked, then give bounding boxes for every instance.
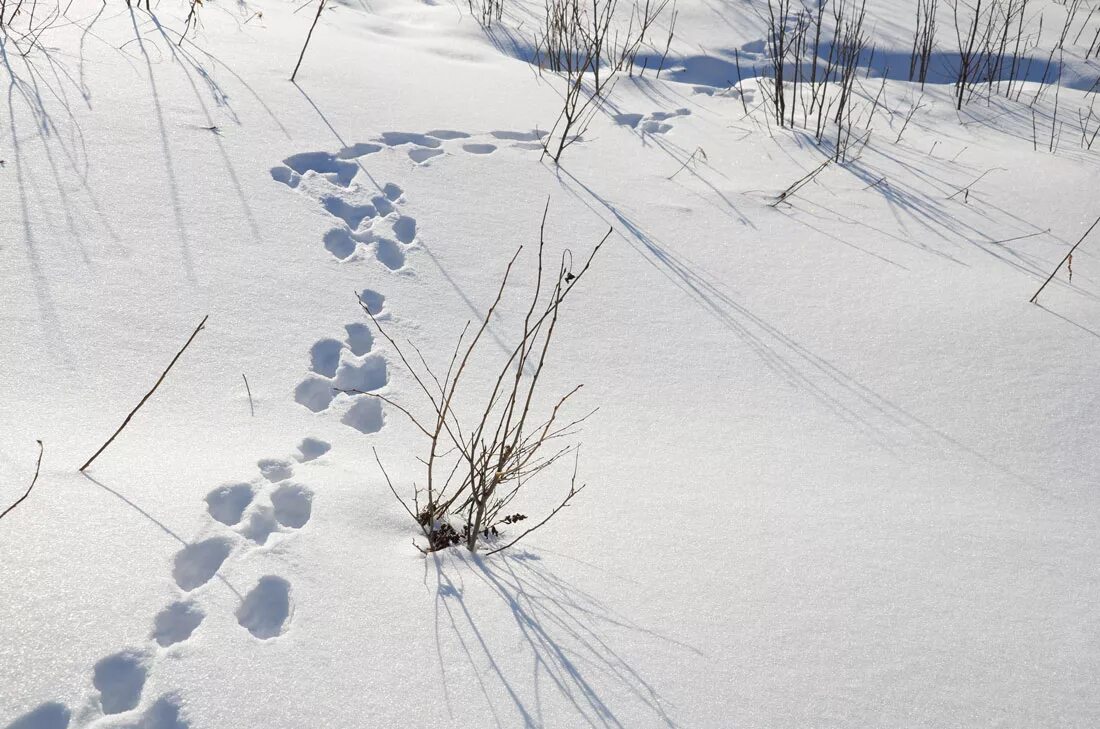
[427,549,692,728]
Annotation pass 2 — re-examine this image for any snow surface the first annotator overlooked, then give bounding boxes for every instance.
[2,0,1099,726]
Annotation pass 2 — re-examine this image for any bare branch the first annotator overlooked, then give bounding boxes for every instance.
[80,315,208,472]
[0,440,44,523]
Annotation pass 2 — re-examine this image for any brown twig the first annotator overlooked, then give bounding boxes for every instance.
[358,202,608,554]
[486,452,586,555]
[0,440,44,522]
[770,159,830,207]
[1030,213,1100,303]
[946,167,1005,201]
[79,316,209,472]
[290,0,325,82]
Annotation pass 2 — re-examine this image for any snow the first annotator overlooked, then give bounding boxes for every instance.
[2,0,1100,726]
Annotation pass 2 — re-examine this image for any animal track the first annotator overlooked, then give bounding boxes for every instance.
[344,324,373,356]
[342,397,385,434]
[380,131,441,148]
[371,194,395,217]
[392,216,416,244]
[295,437,331,462]
[321,228,359,260]
[258,458,294,482]
[336,142,382,159]
[374,238,406,270]
[612,112,644,128]
[366,127,547,162]
[409,147,444,164]
[490,129,547,141]
[6,702,71,729]
[237,576,292,639]
[204,483,253,526]
[278,151,358,187]
[614,108,691,135]
[333,354,388,393]
[93,651,149,715]
[427,129,471,139]
[271,484,313,529]
[123,694,190,729]
[272,148,415,265]
[295,319,388,431]
[240,506,278,545]
[294,375,335,413]
[309,338,345,378]
[171,538,231,591]
[358,289,385,315]
[463,143,497,155]
[151,602,204,647]
[322,196,375,229]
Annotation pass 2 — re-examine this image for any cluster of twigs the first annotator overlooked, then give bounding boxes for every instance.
[535,0,676,162]
[951,0,1036,109]
[353,203,611,555]
[0,0,65,51]
[909,0,938,87]
[468,0,504,29]
[760,0,870,161]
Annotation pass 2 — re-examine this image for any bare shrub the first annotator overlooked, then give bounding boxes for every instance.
[469,0,504,29]
[758,0,869,158]
[951,0,1032,109]
[909,0,939,88]
[351,204,612,555]
[535,0,675,162]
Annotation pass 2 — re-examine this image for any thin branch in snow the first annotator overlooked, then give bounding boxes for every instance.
[80,315,209,472]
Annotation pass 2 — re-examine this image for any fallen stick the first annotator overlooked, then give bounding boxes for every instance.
[290,0,326,82]
[1030,214,1100,303]
[770,159,830,208]
[0,440,44,522]
[79,315,209,472]
[946,167,1006,201]
[242,373,254,416]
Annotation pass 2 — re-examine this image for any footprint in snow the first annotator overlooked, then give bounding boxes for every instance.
[358,288,385,316]
[151,601,204,647]
[295,436,332,462]
[271,483,313,529]
[379,131,441,148]
[462,143,497,155]
[236,576,293,639]
[171,538,232,591]
[426,129,471,140]
[124,694,191,729]
[5,702,71,729]
[322,195,376,229]
[258,458,294,482]
[54,450,331,723]
[370,127,547,161]
[391,215,416,244]
[204,482,254,526]
[271,147,412,267]
[92,650,150,715]
[274,151,359,188]
[342,397,385,434]
[294,322,388,430]
[409,147,444,164]
[614,108,691,136]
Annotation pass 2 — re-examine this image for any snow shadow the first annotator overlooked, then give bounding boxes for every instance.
[645,45,1071,90]
[4,703,71,729]
[429,551,693,728]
